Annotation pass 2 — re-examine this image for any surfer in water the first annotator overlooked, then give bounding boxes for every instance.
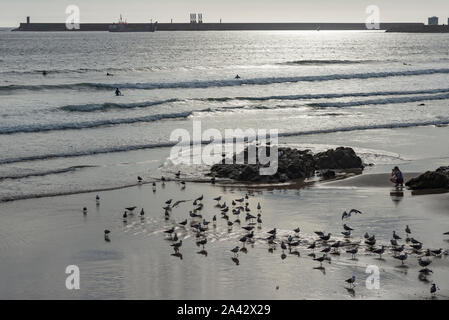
[390,166,404,187]
[42,70,47,76]
[235,74,241,79]
[115,88,122,96]
[106,72,113,76]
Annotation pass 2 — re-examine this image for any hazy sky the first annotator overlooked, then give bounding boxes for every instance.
[1,0,449,27]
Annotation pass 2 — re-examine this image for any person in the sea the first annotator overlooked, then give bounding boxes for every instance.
[106,72,113,76]
[42,70,47,76]
[235,74,241,79]
[115,88,122,96]
[390,166,404,187]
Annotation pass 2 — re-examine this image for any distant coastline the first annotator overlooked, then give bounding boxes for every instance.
[12,22,449,32]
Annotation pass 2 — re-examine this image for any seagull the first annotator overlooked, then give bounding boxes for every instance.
[257,202,261,211]
[175,171,181,178]
[314,231,325,237]
[444,232,449,235]
[196,238,207,249]
[267,228,277,235]
[343,224,354,231]
[83,207,87,215]
[419,268,433,276]
[164,227,175,236]
[294,227,300,234]
[391,239,399,246]
[171,240,182,252]
[314,254,327,267]
[104,229,111,242]
[179,219,187,226]
[126,206,137,212]
[319,233,331,241]
[418,258,432,268]
[430,283,439,296]
[393,231,401,240]
[342,211,351,220]
[405,225,411,235]
[346,246,358,259]
[410,238,421,244]
[345,276,356,288]
[137,176,143,182]
[231,246,240,257]
[96,195,100,204]
[373,246,385,259]
[140,208,145,217]
[341,231,351,238]
[213,196,222,202]
[161,176,166,182]
[349,209,362,215]
[280,241,287,253]
[308,242,316,251]
[392,245,405,253]
[430,248,443,256]
[242,226,254,231]
[195,195,203,202]
[393,252,408,265]
[123,211,128,219]
[410,243,423,250]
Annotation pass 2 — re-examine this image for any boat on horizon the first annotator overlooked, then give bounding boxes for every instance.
[109,15,157,32]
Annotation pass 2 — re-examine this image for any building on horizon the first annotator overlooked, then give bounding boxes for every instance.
[428,16,439,25]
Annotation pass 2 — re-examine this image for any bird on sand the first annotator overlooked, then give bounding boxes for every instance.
[231,246,240,257]
[430,248,443,256]
[373,246,385,259]
[345,276,356,288]
[213,196,222,202]
[83,207,87,215]
[393,231,402,240]
[96,195,100,203]
[343,224,354,231]
[104,230,110,241]
[140,208,145,217]
[418,257,432,268]
[405,225,411,235]
[319,233,331,241]
[171,240,182,253]
[430,283,439,296]
[126,206,137,212]
[393,253,408,265]
[346,247,358,259]
[314,254,327,267]
[137,176,143,183]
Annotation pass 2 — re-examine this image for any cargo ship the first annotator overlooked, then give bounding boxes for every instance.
[108,15,157,32]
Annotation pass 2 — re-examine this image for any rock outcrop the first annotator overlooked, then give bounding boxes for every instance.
[405,166,449,190]
[209,146,363,182]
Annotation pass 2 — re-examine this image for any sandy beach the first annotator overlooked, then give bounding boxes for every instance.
[1,146,448,299]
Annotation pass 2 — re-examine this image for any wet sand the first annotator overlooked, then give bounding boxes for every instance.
[0,172,448,300]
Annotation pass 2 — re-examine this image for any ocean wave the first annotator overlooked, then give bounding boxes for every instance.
[309,92,449,108]
[0,165,95,181]
[59,98,181,112]
[1,118,448,165]
[278,59,378,66]
[203,87,449,102]
[56,87,449,114]
[2,68,449,92]
[0,111,191,135]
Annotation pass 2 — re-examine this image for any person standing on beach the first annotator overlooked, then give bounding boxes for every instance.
[390,166,404,187]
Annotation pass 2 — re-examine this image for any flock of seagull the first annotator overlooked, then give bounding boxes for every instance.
[82,175,448,299]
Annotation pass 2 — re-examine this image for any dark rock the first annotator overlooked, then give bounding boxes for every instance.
[313,147,363,170]
[209,146,363,183]
[405,166,449,190]
[321,170,336,180]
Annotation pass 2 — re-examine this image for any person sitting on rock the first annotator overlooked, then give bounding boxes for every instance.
[390,166,404,187]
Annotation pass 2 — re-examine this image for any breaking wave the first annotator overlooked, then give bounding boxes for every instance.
[2,68,449,92]
[1,118,448,165]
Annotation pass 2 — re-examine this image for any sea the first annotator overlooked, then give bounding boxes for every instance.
[1,30,449,200]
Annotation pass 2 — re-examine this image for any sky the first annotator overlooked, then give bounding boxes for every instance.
[1,0,449,27]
